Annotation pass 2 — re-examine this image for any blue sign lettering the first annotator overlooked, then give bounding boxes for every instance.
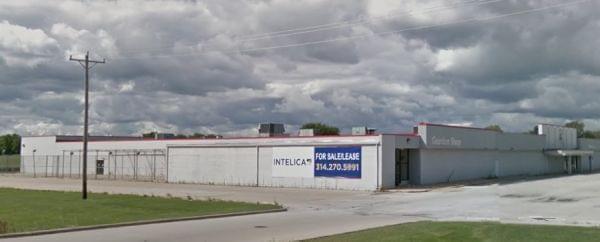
[314,146,361,178]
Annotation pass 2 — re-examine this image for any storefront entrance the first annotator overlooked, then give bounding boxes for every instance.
[395,149,409,186]
[564,156,581,174]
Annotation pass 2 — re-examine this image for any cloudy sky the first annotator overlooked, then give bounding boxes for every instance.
[1,0,599,136]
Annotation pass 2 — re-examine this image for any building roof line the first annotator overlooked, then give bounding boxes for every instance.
[54,134,381,143]
[418,122,497,132]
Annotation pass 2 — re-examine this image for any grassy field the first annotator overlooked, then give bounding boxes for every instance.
[0,155,19,172]
[0,188,281,234]
[304,221,600,242]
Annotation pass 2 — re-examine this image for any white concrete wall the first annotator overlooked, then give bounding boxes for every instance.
[21,135,383,190]
[21,136,60,156]
[414,124,577,185]
[418,123,497,149]
[380,135,396,189]
[168,147,258,186]
[417,149,567,185]
[538,124,577,149]
[408,150,420,185]
[168,144,380,190]
[268,145,378,190]
[418,149,496,184]
[495,151,559,177]
[578,138,600,171]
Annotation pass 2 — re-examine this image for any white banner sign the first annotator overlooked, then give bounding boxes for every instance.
[272,147,314,178]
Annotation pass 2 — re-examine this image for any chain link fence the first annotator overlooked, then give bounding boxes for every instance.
[0,155,20,173]
[20,149,167,182]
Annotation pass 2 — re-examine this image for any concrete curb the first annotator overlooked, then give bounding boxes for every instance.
[0,208,287,239]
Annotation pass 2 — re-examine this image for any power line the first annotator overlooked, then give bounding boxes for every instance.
[236,0,504,42]
[115,0,504,56]
[241,0,484,39]
[109,0,589,61]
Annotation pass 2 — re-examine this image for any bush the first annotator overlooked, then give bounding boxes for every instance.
[301,122,340,135]
[0,220,8,234]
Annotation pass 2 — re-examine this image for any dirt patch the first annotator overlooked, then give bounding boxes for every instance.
[532,217,556,221]
[402,189,432,193]
[401,213,432,218]
[500,193,540,198]
[531,196,582,203]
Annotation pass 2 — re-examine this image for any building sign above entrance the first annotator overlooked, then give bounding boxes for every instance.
[431,136,462,147]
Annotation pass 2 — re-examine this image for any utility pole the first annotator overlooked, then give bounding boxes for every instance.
[69,51,105,200]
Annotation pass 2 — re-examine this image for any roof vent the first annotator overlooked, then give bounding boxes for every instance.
[299,129,314,136]
[352,127,376,136]
[258,123,285,137]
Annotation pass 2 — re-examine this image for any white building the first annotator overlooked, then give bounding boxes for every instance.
[20,123,599,191]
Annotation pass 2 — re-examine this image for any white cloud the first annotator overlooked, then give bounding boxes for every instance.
[50,23,87,40]
[0,20,58,66]
[0,21,57,53]
[1,0,600,136]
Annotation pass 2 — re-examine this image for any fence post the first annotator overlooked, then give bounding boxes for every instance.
[62,151,65,178]
[166,148,169,183]
[56,155,60,177]
[95,150,98,180]
[33,153,36,178]
[78,151,82,178]
[45,156,48,177]
[152,150,156,182]
[108,151,112,179]
[134,152,138,181]
[69,152,73,178]
[114,150,117,180]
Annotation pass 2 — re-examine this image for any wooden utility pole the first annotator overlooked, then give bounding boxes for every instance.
[69,51,105,200]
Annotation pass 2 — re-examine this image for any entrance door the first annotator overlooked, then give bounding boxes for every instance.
[96,160,104,175]
[565,156,582,174]
[395,149,409,186]
[572,156,580,174]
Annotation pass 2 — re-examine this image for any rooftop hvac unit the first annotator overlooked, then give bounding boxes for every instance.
[352,126,376,136]
[299,129,314,136]
[258,123,285,137]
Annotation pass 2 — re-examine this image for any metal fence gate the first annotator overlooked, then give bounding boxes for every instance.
[0,155,20,173]
[20,149,167,182]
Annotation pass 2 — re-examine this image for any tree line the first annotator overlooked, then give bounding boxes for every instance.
[564,120,600,138]
[486,121,600,139]
[0,134,20,155]
[141,132,221,139]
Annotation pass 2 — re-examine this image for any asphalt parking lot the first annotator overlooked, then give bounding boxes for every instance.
[2,173,600,241]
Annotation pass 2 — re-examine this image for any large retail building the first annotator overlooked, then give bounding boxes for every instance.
[20,123,600,191]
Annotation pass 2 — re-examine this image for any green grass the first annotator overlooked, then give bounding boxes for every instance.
[0,188,281,234]
[304,221,600,242]
[0,155,19,172]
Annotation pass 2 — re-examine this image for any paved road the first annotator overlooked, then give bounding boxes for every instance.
[2,173,600,241]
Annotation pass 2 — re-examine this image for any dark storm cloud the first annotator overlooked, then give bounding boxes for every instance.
[1,0,599,135]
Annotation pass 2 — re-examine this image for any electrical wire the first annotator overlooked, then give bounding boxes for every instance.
[240,0,485,39]
[109,0,590,61]
[115,0,504,55]
[236,0,504,42]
